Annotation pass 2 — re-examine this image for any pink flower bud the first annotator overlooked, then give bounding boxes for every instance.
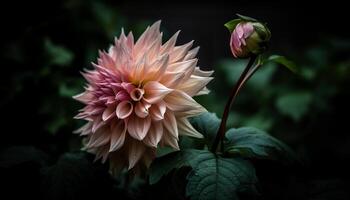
[230,22,271,58]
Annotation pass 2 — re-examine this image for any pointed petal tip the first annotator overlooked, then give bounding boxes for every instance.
[153,20,162,26]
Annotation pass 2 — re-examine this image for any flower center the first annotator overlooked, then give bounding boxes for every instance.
[130,88,145,101]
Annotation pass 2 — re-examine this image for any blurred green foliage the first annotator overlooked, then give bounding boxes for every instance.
[196,39,350,148]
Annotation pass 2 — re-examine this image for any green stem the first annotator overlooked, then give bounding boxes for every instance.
[211,55,257,153]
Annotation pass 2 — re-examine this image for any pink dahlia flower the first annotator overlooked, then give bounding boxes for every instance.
[74,21,213,173]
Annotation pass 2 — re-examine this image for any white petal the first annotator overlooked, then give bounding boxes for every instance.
[184,46,200,60]
[164,90,206,117]
[161,129,179,150]
[161,30,180,54]
[143,81,173,104]
[149,101,166,121]
[128,140,146,169]
[193,67,214,77]
[135,101,151,118]
[169,40,193,63]
[116,101,133,119]
[176,75,213,96]
[127,115,152,140]
[143,121,163,147]
[109,120,126,152]
[177,118,203,138]
[163,110,178,139]
[87,126,110,148]
[151,54,169,80]
[168,58,197,72]
[160,71,185,88]
[196,87,211,96]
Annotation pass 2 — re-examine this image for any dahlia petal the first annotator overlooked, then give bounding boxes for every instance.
[87,126,110,148]
[146,32,162,61]
[116,101,133,119]
[161,30,180,54]
[126,31,134,50]
[128,140,146,169]
[177,118,203,138]
[164,90,206,117]
[114,39,131,68]
[149,101,166,121]
[197,87,211,96]
[127,115,152,140]
[132,55,146,82]
[160,71,185,88]
[102,106,116,121]
[184,46,200,60]
[146,20,161,42]
[98,50,116,70]
[93,145,109,163]
[242,23,254,38]
[121,82,135,94]
[236,24,244,38]
[240,36,247,46]
[87,107,105,115]
[143,121,163,147]
[115,90,130,101]
[109,120,126,152]
[92,116,105,133]
[73,92,93,104]
[135,101,151,118]
[194,67,214,77]
[161,129,179,150]
[143,81,173,104]
[163,110,178,139]
[130,88,145,101]
[151,54,169,80]
[118,28,127,45]
[169,40,193,63]
[177,75,213,96]
[134,21,161,56]
[167,59,196,82]
[175,106,207,118]
[73,122,92,136]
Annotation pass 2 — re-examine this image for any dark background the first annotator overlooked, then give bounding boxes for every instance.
[1,0,350,199]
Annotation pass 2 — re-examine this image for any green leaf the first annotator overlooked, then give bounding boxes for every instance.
[266,55,298,73]
[276,91,312,121]
[150,149,258,199]
[186,150,258,200]
[224,19,241,33]
[149,149,201,184]
[236,14,258,22]
[189,112,221,146]
[44,38,74,66]
[224,127,298,164]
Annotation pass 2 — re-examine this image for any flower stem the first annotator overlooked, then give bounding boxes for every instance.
[211,55,257,153]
